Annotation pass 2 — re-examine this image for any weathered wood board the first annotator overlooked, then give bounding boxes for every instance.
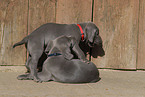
[92,0,139,69]
[137,0,145,69]
[55,0,93,60]
[56,0,92,24]
[28,0,56,33]
[0,0,28,65]
[26,0,57,67]
[0,0,144,70]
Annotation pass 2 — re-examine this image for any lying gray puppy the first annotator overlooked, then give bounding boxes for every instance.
[18,35,100,83]
[13,22,102,82]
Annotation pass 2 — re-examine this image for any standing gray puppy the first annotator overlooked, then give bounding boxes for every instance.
[18,35,100,83]
[13,22,102,82]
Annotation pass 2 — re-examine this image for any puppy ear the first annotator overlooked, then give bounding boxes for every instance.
[45,41,53,53]
[86,23,99,43]
[88,30,96,43]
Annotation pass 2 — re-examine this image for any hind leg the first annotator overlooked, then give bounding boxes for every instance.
[19,39,44,82]
[18,53,42,82]
[17,73,31,80]
[25,55,31,73]
[27,51,43,82]
[17,71,53,82]
[17,52,31,79]
[17,52,32,79]
[37,71,52,82]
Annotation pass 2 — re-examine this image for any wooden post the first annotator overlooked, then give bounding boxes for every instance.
[137,0,145,69]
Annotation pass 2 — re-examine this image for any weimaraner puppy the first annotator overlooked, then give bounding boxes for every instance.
[13,22,102,82]
[18,35,100,83]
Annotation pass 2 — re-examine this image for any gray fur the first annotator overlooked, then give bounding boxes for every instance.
[18,36,100,83]
[13,22,102,82]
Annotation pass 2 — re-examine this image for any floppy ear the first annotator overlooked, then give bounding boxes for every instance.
[45,41,53,54]
[85,23,99,43]
[88,29,96,43]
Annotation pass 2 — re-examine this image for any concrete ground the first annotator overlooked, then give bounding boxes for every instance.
[0,66,145,97]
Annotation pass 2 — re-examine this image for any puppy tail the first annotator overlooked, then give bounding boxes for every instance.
[13,37,28,48]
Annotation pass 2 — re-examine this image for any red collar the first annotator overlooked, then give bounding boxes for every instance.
[77,24,84,41]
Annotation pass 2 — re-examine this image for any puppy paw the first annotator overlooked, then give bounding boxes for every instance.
[82,59,90,64]
[34,77,42,83]
[17,74,32,80]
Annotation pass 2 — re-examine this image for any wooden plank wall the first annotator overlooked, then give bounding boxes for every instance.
[92,0,139,69]
[56,0,92,24]
[0,0,28,65]
[56,0,92,60]
[0,0,144,70]
[28,0,56,33]
[137,0,145,69]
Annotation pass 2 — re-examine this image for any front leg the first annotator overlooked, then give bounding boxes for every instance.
[71,39,89,63]
[61,48,74,60]
[17,73,32,80]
